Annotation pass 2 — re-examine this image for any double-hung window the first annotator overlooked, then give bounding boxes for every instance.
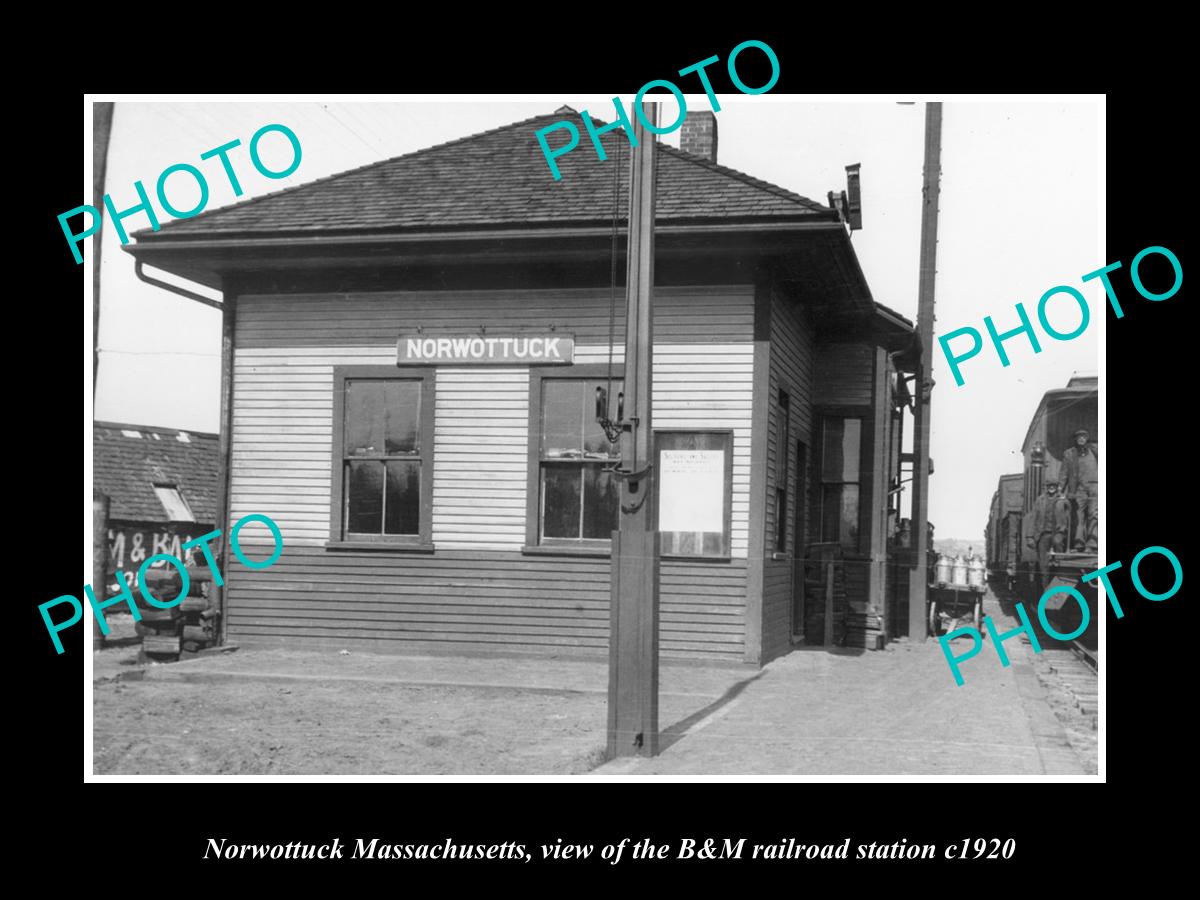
[527,367,622,551]
[818,414,865,553]
[775,390,790,553]
[329,366,434,548]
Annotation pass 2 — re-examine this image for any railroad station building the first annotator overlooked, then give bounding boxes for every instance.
[124,107,923,664]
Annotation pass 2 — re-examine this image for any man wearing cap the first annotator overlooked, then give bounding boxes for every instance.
[1026,481,1069,590]
[1059,429,1098,552]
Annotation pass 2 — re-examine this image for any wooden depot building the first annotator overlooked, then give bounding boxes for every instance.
[125,107,923,665]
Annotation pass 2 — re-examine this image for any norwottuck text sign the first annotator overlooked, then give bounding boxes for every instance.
[396,333,575,365]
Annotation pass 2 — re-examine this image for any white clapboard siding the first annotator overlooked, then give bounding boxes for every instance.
[231,288,754,557]
[235,287,753,347]
[433,368,529,550]
[230,346,391,545]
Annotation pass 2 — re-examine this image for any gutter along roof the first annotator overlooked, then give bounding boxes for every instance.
[123,107,889,326]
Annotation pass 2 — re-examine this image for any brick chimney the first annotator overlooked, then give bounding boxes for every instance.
[680,111,718,163]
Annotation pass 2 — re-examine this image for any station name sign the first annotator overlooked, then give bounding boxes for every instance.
[397,333,575,365]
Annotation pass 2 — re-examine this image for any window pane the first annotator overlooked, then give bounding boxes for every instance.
[840,420,861,481]
[582,464,619,539]
[345,380,420,456]
[820,484,839,545]
[347,460,384,533]
[839,484,859,550]
[153,485,195,522]
[821,420,842,480]
[775,488,787,552]
[821,483,859,550]
[778,391,790,467]
[384,461,421,535]
[542,464,582,538]
[542,382,583,457]
[821,417,861,482]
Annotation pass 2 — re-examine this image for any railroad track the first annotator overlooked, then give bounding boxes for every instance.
[1039,646,1098,720]
[1069,640,1098,674]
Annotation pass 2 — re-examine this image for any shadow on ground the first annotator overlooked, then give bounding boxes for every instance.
[658,671,765,753]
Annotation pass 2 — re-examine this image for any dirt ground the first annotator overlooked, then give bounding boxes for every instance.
[94,677,608,775]
[92,610,1094,777]
[91,615,732,776]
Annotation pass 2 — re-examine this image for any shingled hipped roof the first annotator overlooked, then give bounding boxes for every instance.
[93,421,218,523]
[135,107,834,239]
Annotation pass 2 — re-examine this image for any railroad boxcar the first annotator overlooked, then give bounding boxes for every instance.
[985,473,1023,590]
[1016,375,1098,663]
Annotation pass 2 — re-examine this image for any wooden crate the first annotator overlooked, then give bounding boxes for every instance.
[138,606,180,624]
[135,621,181,638]
[179,597,209,615]
[182,624,213,643]
[142,634,181,655]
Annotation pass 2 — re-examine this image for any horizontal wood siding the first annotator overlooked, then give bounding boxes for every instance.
[433,367,527,549]
[761,289,816,663]
[235,287,751,348]
[815,342,874,407]
[227,286,753,659]
[226,548,746,660]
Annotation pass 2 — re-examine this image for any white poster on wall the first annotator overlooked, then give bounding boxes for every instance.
[659,449,724,533]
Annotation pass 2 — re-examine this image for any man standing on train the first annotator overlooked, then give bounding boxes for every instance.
[1059,428,1099,553]
[1027,481,1069,589]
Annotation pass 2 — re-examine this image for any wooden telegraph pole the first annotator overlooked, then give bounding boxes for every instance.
[607,102,660,758]
[93,102,115,650]
[93,491,109,649]
[93,101,114,395]
[907,102,943,641]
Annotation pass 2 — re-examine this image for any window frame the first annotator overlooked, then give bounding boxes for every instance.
[814,406,872,556]
[774,388,791,554]
[524,363,625,557]
[153,483,196,523]
[327,365,435,552]
[655,428,734,562]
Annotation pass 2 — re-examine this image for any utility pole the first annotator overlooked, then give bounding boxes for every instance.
[93,491,109,650]
[93,103,115,650]
[93,101,114,397]
[607,102,660,758]
[907,102,943,641]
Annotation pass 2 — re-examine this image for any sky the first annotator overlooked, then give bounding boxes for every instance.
[90,96,1101,541]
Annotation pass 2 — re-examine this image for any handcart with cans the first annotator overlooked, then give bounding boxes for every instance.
[927,552,987,637]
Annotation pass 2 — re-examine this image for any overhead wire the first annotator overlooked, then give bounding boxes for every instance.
[317,103,385,158]
[606,129,622,439]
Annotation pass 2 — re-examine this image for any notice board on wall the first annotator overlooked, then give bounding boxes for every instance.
[656,430,733,558]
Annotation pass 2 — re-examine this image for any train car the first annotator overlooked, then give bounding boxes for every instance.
[985,474,1023,590]
[985,491,998,571]
[1016,374,1099,665]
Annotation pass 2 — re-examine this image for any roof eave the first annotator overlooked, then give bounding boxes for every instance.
[123,219,848,291]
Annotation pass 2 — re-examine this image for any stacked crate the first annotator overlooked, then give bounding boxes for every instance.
[179,566,218,658]
[135,565,218,662]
